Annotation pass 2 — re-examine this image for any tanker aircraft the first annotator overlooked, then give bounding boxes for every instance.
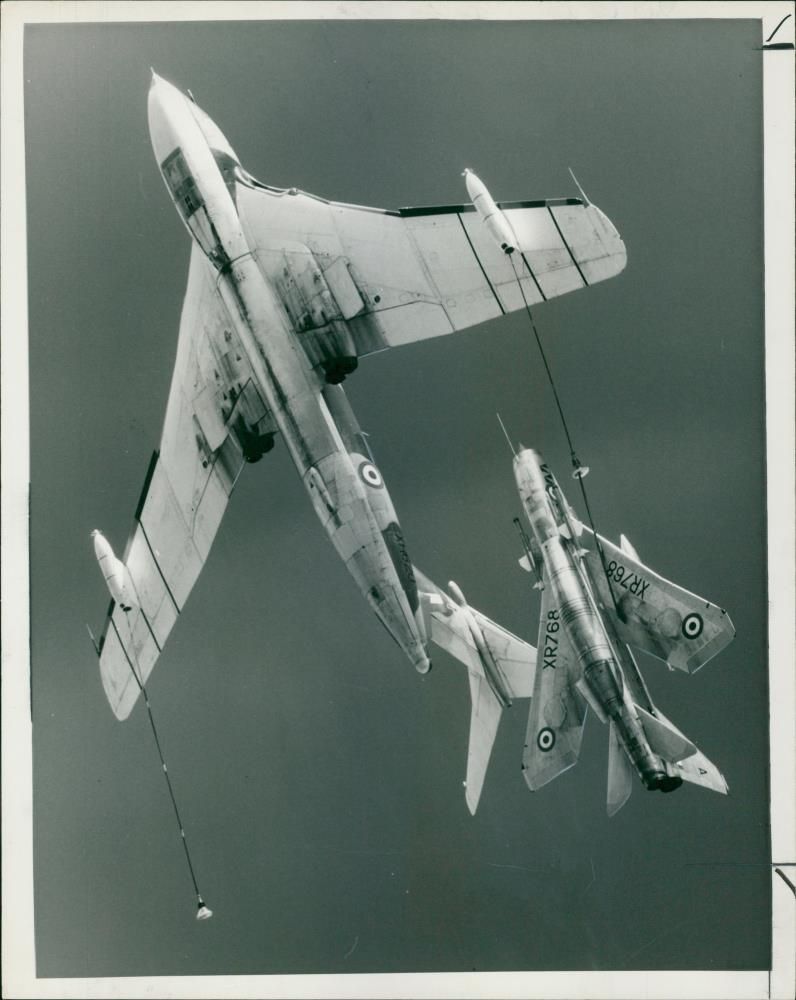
[512,447,734,815]
[91,73,625,734]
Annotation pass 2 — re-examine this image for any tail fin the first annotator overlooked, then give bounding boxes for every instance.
[607,720,634,816]
[464,669,504,815]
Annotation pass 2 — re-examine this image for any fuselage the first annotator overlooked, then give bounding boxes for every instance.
[147,72,430,673]
[514,447,678,791]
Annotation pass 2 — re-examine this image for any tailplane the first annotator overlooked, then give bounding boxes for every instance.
[606,720,634,816]
[414,568,536,814]
[639,704,729,796]
[464,669,504,815]
[672,746,729,795]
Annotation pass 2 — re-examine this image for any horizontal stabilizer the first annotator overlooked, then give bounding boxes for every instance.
[414,567,536,813]
[607,720,634,816]
[465,671,503,815]
[414,568,536,699]
[672,747,729,795]
[636,705,696,763]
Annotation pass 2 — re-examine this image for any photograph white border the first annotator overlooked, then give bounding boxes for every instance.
[2,3,793,998]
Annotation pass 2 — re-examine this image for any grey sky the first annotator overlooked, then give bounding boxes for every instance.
[24,16,769,978]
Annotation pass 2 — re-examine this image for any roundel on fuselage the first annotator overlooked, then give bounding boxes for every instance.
[358,460,384,489]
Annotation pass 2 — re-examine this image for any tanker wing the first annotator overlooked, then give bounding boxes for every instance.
[91,246,274,719]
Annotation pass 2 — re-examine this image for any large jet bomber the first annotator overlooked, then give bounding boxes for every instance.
[88,75,739,918]
[91,73,626,720]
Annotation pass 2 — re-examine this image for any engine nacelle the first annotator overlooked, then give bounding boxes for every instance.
[274,250,362,384]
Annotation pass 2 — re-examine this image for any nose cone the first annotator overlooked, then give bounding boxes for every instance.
[513,447,547,498]
[147,70,189,166]
[513,446,542,473]
[147,71,239,169]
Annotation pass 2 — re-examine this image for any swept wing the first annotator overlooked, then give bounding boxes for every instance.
[96,246,272,719]
[577,524,735,673]
[236,180,627,356]
[522,577,588,791]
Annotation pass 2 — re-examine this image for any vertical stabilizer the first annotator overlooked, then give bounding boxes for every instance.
[607,720,634,816]
[464,670,504,815]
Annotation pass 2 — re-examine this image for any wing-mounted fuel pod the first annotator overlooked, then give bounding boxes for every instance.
[91,530,137,612]
[463,169,517,255]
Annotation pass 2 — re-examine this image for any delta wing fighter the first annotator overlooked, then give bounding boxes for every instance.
[515,448,735,814]
[91,74,625,719]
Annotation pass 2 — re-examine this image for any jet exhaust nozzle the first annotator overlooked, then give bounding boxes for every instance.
[644,772,683,794]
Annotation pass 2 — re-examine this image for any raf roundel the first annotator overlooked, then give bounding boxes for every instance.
[358,460,384,489]
[681,613,704,639]
[537,727,556,752]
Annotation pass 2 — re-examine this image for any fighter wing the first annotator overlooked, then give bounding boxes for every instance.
[95,246,272,720]
[522,580,588,791]
[577,525,735,674]
[236,181,626,356]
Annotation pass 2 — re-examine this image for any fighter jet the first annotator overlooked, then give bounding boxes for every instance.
[514,448,735,814]
[90,73,625,720]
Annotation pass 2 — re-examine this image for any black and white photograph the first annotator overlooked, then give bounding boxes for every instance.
[3,3,794,998]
